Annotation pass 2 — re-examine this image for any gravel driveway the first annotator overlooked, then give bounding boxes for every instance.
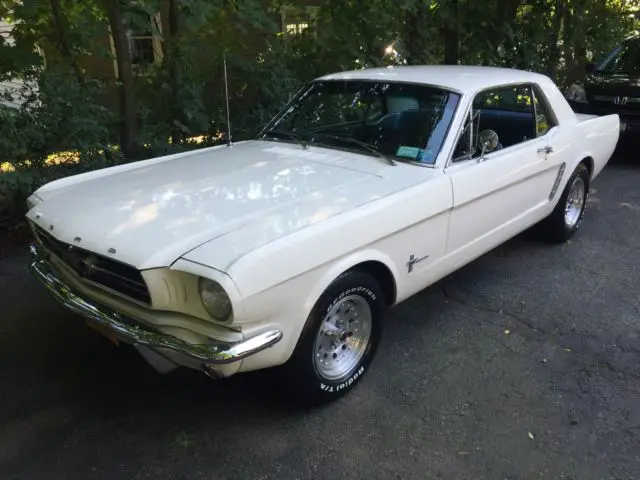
[1,152,639,480]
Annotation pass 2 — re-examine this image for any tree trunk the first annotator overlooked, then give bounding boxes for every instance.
[402,4,430,65]
[442,0,459,65]
[443,29,459,65]
[48,0,83,82]
[546,0,564,82]
[562,3,585,86]
[103,0,138,160]
[166,0,181,145]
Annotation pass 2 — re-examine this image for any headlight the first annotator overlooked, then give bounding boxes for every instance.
[566,83,587,104]
[199,277,232,321]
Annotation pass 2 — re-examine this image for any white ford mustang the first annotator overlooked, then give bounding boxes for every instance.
[26,65,619,405]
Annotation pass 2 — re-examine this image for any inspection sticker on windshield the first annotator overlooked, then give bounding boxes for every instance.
[396,146,432,163]
[396,146,420,158]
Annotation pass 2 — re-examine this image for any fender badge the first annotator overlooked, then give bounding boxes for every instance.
[407,253,429,273]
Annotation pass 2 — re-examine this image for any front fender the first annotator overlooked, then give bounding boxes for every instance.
[233,247,400,372]
[301,248,400,315]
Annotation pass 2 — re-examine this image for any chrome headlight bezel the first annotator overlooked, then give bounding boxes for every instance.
[566,83,588,104]
[198,277,233,322]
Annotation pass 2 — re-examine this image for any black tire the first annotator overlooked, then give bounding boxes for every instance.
[540,162,590,243]
[280,270,385,407]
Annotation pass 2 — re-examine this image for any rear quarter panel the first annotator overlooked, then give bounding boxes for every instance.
[538,76,618,190]
[574,114,620,180]
[548,111,618,193]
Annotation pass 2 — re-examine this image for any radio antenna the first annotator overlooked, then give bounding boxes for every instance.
[223,50,232,146]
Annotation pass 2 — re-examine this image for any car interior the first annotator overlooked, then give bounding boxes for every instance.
[360,95,438,156]
[452,86,542,161]
[474,109,537,149]
[309,91,454,162]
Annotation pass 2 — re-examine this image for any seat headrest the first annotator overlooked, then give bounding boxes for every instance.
[387,95,420,113]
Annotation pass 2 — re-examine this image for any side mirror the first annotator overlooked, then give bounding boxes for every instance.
[585,62,597,74]
[477,129,499,160]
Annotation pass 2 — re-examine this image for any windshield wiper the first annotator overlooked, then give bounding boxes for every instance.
[262,128,308,149]
[308,133,397,166]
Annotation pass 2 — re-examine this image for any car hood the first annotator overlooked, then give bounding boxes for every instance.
[27,140,430,270]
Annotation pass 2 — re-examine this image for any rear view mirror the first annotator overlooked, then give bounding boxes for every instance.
[585,62,597,74]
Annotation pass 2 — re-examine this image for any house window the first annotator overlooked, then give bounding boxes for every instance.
[286,20,309,35]
[128,29,155,65]
[110,12,162,76]
[282,6,318,36]
[126,13,162,66]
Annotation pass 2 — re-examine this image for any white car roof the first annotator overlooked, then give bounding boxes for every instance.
[316,65,552,93]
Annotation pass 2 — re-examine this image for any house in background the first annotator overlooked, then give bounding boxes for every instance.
[84,1,321,81]
[1,1,320,115]
[0,18,40,109]
[89,1,322,122]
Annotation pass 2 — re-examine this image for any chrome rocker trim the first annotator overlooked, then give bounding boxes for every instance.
[29,244,283,365]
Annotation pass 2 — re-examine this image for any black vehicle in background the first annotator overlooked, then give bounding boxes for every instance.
[566,35,640,146]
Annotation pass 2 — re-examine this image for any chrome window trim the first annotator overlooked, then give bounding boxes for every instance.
[531,83,560,134]
[445,81,560,169]
[261,78,464,170]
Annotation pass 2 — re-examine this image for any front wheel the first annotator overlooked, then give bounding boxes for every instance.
[540,163,590,243]
[280,270,385,406]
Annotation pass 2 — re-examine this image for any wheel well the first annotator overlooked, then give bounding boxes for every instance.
[349,261,397,306]
[581,157,594,179]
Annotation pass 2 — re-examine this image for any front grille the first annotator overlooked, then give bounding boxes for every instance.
[32,224,151,305]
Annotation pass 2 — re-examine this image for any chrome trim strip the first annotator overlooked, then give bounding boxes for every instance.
[549,162,566,200]
[29,244,282,365]
[593,95,640,104]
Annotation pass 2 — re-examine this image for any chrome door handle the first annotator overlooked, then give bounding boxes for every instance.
[537,146,553,154]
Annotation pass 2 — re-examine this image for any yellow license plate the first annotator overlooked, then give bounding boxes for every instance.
[87,320,120,347]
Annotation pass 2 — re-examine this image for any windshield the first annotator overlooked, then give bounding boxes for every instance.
[596,39,640,74]
[261,80,461,165]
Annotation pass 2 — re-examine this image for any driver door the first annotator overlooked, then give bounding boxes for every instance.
[444,83,561,260]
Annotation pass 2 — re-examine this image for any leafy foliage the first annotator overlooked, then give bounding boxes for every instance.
[0,0,638,233]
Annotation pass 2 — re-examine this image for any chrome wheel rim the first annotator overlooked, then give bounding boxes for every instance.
[313,295,372,381]
[564,176,585,228]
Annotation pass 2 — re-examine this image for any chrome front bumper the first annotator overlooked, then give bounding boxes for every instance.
[29,244,282,366]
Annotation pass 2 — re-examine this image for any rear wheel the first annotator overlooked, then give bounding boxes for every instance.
[540,163,590,243]
[281,270,385,406]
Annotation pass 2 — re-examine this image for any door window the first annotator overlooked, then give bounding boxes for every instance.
[452,84,538,162]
